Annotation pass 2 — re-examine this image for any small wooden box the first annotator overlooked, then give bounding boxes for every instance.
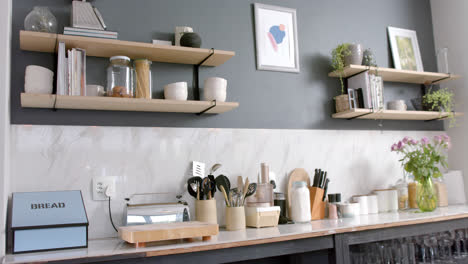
[308,187,326,220]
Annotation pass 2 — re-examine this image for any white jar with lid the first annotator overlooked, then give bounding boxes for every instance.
[290,181,311,223]
[106,56,134,97]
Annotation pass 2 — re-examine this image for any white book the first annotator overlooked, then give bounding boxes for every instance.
[56,42,67,95]
[78,48,87,96]
[63,31,117,39]
[68,50,72,96]
[64,27,117,36]
[348,71,372,109]
[375,76,385,110]
[369,74,378,111]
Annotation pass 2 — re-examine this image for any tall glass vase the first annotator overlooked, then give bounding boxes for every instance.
[417,177,438,212]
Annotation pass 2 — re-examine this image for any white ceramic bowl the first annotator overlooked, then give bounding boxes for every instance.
[24,65,54,94]
[204,77,227,102]
[164,82,188,101]
[86,85,105,96]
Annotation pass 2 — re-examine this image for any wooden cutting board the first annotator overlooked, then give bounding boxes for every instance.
[119,221,219,247]
[287,168,311,215]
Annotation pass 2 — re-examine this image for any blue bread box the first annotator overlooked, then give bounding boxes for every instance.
[11,190,88,254]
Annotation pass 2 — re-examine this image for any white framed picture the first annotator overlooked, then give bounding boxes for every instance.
[254,3,299,73]
[388,26,424,72]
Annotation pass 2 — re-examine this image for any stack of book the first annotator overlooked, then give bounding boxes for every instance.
[56,42,87,96]
[347,71,384,111]
[64,27,118,39]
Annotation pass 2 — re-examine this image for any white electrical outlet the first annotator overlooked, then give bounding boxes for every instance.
[92,176,117,201]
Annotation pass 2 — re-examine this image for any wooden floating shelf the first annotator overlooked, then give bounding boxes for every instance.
[328,65,460,85]
[332,108,463,121]
[20,93,239,114]
[20,30,235,67]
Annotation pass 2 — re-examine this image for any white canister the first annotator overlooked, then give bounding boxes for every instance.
[374,189,390,213]
[338,202,360,218]
[204,77,227,102]
[24,65,54,94]
[367,195,379,214]
[352,195,369,215]
[388,189,399,212]
[175,26,193,46]
[164,82,188,101]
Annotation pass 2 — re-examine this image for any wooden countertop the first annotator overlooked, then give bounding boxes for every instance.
[4,205,468,264]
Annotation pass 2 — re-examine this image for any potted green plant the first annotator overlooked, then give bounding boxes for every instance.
[391,135,451,212]
[331,43,351,113]
[422,88,456,126]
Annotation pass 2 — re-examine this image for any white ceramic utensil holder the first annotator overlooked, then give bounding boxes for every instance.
[225,206,246,231]
[195,199,218,225]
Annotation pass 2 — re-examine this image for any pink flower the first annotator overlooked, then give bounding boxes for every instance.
[410,139,419,145]
[402,137,410,144]
[434,135,442,144]
[442,134,451,142]
[391,144,398,151]
[397,141,405,150]
[421,137,429,145]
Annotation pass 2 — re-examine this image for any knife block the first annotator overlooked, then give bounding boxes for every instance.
[308,187,325,220]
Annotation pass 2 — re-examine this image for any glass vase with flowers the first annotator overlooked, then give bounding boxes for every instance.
[391,135,451,212]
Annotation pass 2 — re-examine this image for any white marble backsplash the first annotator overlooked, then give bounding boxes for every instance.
[10,125,442,239]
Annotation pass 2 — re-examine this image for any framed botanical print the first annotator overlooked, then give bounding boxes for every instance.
[388,26,424,72]
[254,3,300,73]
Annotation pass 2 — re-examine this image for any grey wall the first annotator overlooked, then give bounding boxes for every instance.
[11,0,442,130]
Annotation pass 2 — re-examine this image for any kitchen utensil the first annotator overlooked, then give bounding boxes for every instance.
[242,178,250,205]
[201,177,215,200]
[215,175,231,201]
[312,169,319,187]
[219,185,230,206]
[210,163,222,175]
[192,161,205,177]
[322,179,330,201]
[244,183,257,204]
[237,176,244,195]
[187,177,202,199]
[260,163,269,184]
[321,172,327,189]
[287,168,311,214]
[208,175,216,198]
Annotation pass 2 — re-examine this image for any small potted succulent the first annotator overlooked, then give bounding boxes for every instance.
[331,43,351,113]
[331,43,364,113]
[422,88,456,126]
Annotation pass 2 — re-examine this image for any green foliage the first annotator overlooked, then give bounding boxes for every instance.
[331,43,351,94]
[423,88,456,126]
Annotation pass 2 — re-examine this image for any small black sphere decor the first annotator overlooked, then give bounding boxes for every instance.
[180,32,202,48]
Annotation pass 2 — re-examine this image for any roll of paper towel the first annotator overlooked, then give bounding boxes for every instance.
[444,171,466,205]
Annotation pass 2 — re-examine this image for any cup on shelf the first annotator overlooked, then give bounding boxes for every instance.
[387,100,407,111]
[225,206,246,231]
[24,65,54,94]
[86,85,105,96]
[204,77,227,102]
[164,82,188,101]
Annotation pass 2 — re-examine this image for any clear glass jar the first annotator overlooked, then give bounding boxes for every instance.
[134,59,152,99]
[395,171,409,210]
[290,181,311,223]
[106,56,134,97]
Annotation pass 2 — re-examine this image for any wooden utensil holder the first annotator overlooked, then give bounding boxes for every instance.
[308,187,326,220]
[195,199,218,224]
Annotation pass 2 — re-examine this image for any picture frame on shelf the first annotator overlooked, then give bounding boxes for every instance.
[388,26,424,72]
[254,3,300,73]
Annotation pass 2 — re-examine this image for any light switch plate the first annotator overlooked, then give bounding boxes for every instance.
[92,176,117,201]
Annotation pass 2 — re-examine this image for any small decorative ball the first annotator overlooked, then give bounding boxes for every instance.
[180,32,202,48]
